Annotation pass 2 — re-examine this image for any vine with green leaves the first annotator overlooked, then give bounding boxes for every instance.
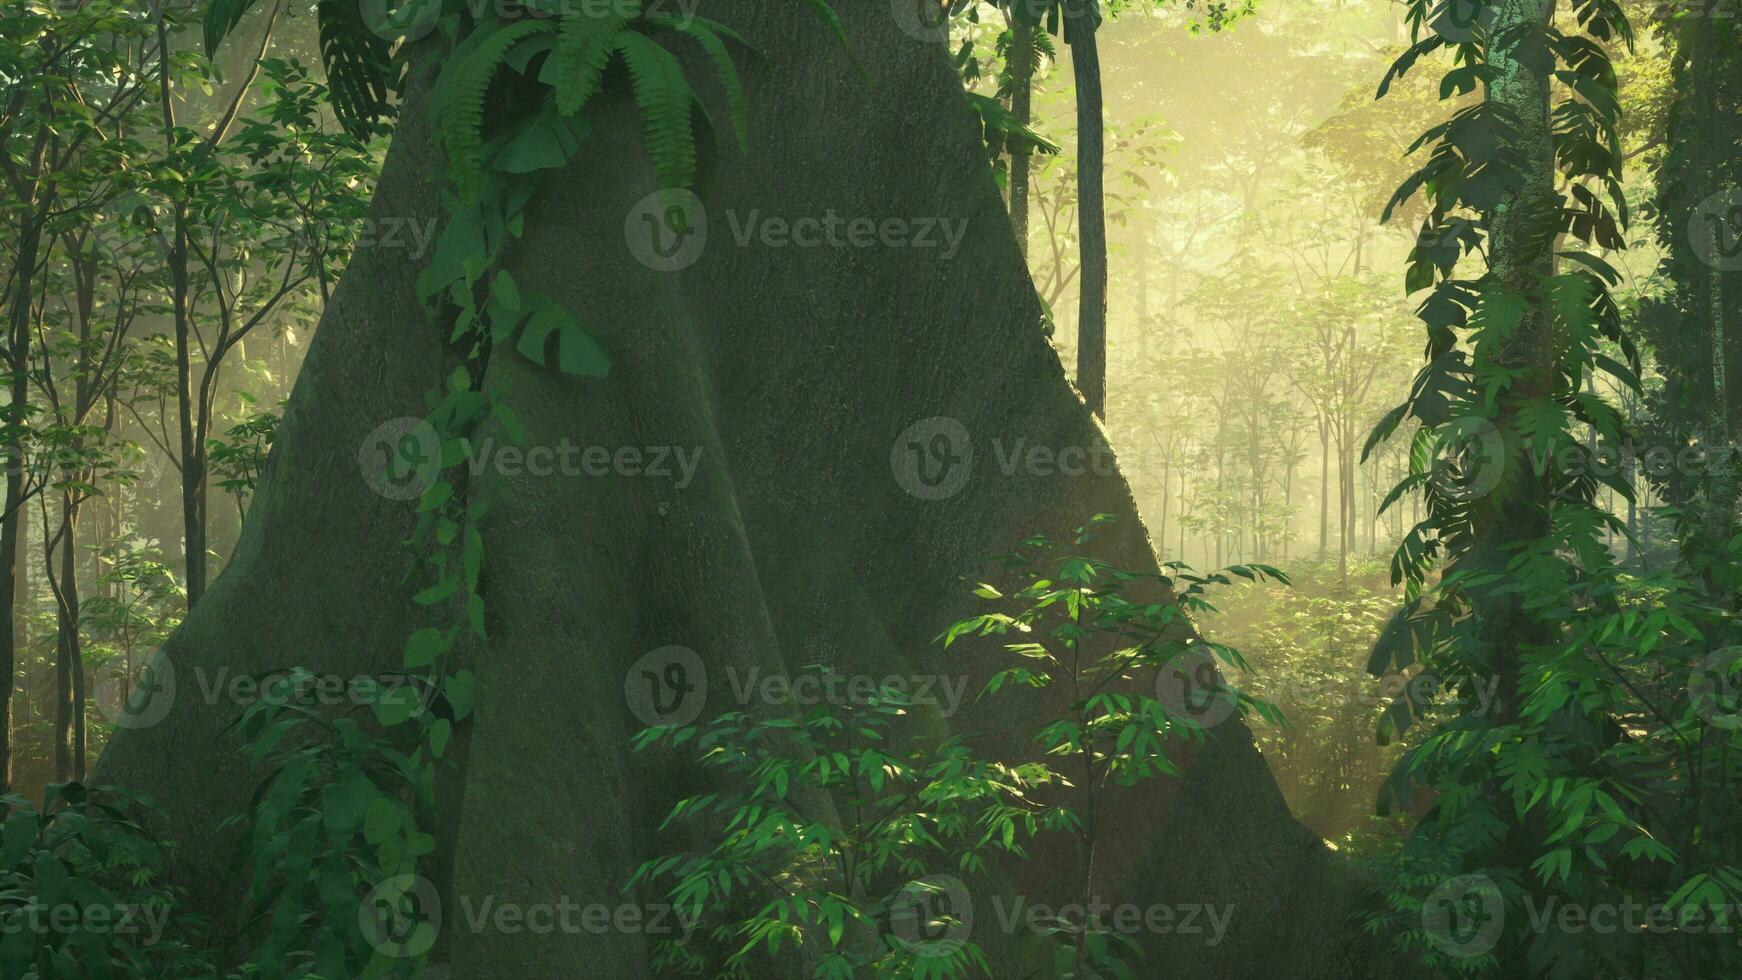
[1361,0,1742,975]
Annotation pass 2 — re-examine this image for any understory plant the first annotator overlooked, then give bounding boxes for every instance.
[629,663,1047,980]
[0,783,214,979]
[941,514,1285,977]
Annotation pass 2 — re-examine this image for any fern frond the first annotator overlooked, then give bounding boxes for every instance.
[798,0,863,77]
[644,16,751,154]
[613,30,697,191]
[437,18,558,198]
[548,1,638,115]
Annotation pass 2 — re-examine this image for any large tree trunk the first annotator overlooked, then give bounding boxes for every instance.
[95,5,1389,976]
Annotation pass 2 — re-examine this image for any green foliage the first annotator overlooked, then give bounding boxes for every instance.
[1357,0,1742,976]
[222,668,439,979]
[206,394,281,516]
[942,515,1282,976]
[1204,558,1405,837]
[629,668,1020,979]
[0,783,214,979]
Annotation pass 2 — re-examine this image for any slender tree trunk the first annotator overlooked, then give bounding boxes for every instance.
[1068,2,1107,418]
[1317,418,1329,560]
[0,200,45,797]
[50,496,83,782]
[1693,19,1736,577]
[1009,16,1035,260]
[171,210,207,608]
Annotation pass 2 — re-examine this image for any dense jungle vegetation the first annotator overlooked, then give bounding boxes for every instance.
[1,0,1741,977]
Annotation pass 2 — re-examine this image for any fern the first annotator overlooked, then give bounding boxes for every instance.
[547,2,637,115]
[645,16,751,155]
[613,30,698,192]
[436,18,557,199]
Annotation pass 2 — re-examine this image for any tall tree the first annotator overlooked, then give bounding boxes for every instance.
[1065,0,1108,417]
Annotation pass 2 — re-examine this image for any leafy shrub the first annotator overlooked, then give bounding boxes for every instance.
[0,783,213,979]
[630,666,1034,979]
